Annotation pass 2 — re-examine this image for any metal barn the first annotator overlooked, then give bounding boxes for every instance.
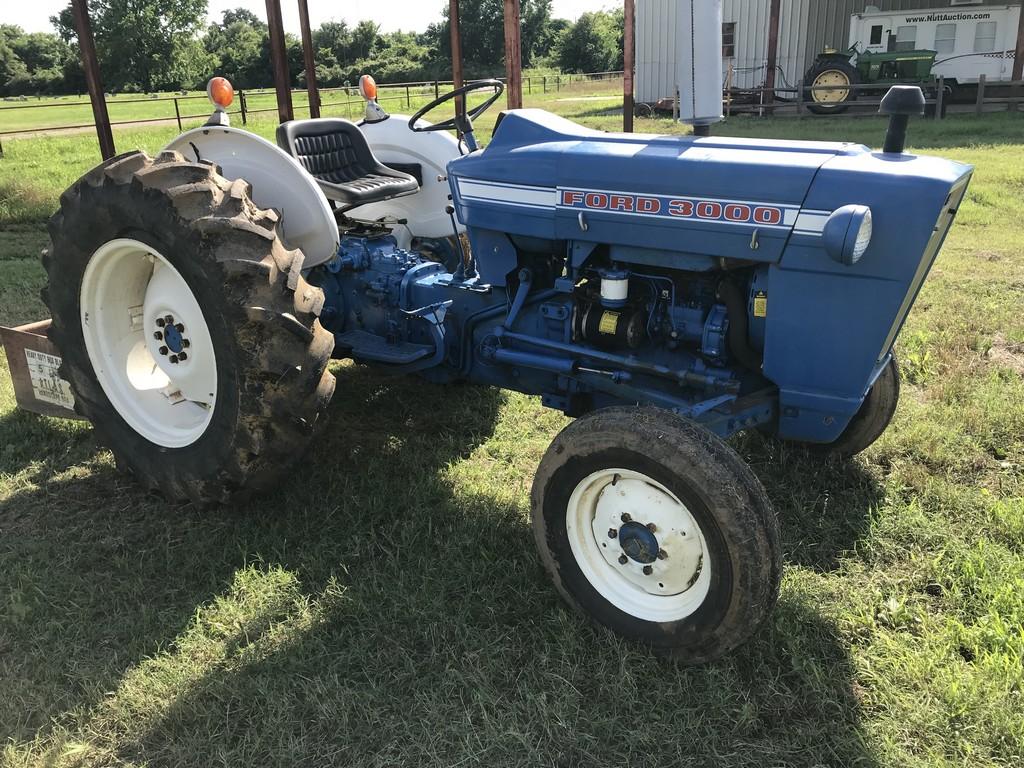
[635,0,1017,102]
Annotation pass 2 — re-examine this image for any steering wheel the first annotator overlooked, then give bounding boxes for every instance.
[408,79,505,151]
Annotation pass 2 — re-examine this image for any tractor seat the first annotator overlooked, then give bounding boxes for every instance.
[276,118,418,208]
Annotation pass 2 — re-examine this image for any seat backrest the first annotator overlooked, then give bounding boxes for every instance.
[276,118,378,185]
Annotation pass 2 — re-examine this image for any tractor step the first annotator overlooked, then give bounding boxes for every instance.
[334,329,434,365]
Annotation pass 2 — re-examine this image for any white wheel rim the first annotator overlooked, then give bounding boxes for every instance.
[80,238,217,448]
[566,468,712,622]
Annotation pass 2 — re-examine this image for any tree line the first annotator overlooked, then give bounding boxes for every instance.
[0,0,625,97]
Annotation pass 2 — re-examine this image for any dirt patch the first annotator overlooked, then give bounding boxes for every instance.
[986,333,1024,376]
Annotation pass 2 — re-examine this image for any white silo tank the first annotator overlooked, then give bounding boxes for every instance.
[676,0,724,128]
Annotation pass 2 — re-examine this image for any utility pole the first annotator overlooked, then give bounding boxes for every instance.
[70,0,115,159]
[623,0,635,131]
[764,0,781,110]
[504,0,523,109]
[297,0,320,118]
[1012,3,1024,81]
[265,0,294,123]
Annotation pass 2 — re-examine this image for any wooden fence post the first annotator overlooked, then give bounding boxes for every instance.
[449,0,464,114]
[976,73,986,116]
[796,79,804,117]
[173,98,182,130]
[240,91,248,124]
[935,76,944,120]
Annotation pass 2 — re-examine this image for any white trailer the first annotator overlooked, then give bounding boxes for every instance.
[850,4,1021,84]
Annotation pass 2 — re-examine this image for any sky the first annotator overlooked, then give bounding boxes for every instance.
[5,1,612,36]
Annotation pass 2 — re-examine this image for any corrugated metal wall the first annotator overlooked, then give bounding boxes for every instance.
[636,0,678,102]
[635,0,1015,102]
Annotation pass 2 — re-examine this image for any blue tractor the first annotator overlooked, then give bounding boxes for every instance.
[42,73,970,661]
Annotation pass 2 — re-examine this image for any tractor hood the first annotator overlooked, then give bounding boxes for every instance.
[448,109,866,265]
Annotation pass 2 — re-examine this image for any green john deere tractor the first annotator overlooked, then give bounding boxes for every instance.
[803,46,937,114]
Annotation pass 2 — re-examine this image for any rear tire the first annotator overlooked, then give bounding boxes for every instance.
[43,150,336,505]
[804,58,860,115]
[531,407,781,663]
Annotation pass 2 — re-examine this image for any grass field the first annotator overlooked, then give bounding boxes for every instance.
[1,81,1023,767]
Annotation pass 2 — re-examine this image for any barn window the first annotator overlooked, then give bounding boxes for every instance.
[934,24,957,55]
[722,22,736,58]
[869,25,883,45]
[895,25,917,51]
[974,21,997,52]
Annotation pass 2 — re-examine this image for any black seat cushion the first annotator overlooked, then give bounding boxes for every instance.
[276,118,419,208]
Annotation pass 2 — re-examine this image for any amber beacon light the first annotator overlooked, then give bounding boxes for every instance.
[207,77,234,110]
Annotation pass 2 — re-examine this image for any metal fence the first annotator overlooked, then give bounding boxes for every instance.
[0,71,626,139]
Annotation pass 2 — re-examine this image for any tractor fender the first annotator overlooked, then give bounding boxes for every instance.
[353,115,465,248]
[164,127,339,267]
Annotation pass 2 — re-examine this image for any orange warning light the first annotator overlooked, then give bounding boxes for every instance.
[207,77,234,109]
[359,74,378,101]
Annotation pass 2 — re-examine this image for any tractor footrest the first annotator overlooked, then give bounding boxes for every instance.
[335,329,433,365]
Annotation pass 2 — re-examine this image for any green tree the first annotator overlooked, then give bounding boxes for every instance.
[555,10,621,74]
[428,0,553,74]
[53,0,213,91]
[0,36,29,95]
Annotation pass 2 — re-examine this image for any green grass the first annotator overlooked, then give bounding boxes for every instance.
[1,82,1023,767]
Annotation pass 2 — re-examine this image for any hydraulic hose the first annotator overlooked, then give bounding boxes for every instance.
[716,279,763,373]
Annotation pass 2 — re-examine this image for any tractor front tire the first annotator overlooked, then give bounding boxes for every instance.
[43,150,336,506]
[804,58,860,115]
[817,354,900,458]
[531,407,781,663]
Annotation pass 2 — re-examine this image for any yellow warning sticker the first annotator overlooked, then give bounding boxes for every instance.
[598,311,620,334]
[753,291,768,318]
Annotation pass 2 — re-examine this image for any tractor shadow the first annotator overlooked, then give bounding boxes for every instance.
[1,375,881,765]
[0,363,505,748]
[735,432,885,572]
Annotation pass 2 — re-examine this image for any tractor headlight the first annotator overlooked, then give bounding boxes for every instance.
[823,204,873,266]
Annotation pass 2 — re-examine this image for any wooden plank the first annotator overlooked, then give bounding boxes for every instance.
[976,73,986,116]
[623,0,635,132]
[503,0,523,109]
[0,320,85,421]
[297,0,320,118]
[70,0,114,160]
[264,0,294,123]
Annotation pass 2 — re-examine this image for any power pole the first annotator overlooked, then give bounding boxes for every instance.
[264,0,294,123]
[623,0,635,131]
[1013,3,1024,81]
[70,0,115,159]
[297,0,320,118]
[504,0,523,109]
[764,0,782,109]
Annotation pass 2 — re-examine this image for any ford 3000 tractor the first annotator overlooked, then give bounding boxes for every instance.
[41,45,970,660]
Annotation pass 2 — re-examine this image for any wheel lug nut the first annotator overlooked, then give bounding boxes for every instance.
[620,513,631,523]
[657,549,667,560]
[177,352,188,361]
[618,554,628,565]
[164,315,174,325]
[647,523,657,532]
[158,346,168,355]
[175,323,184,332]
[169,354,179,364]
[181,339,190,348]
[153,331,163,340]
[608,528,617,539]
[643,565,653,575]
[155,318,165,328]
